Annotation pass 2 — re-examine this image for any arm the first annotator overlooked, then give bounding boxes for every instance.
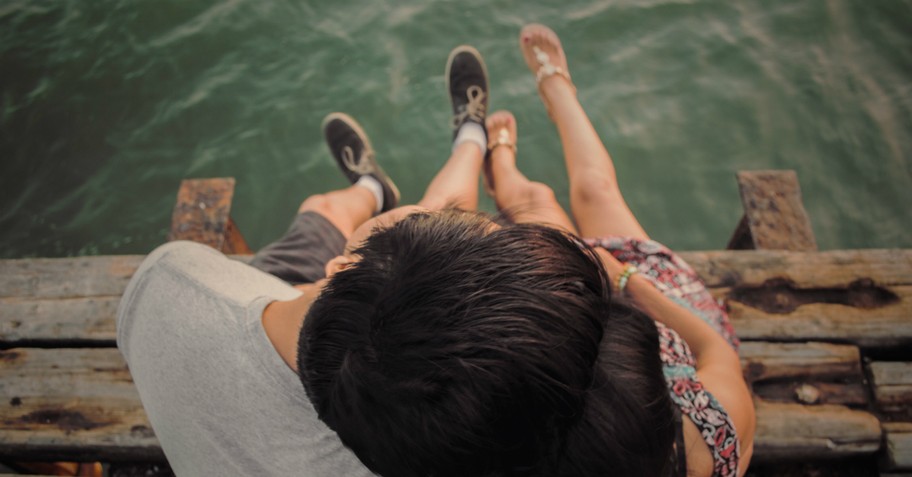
[595,249,756,474]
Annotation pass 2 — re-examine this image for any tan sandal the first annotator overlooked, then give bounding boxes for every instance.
[531,45,574,93]
[487,127,516,154]
[483,111,517,198]
[520,24,577,118]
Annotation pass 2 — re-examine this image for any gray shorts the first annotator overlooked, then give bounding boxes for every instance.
[249,211,346,285]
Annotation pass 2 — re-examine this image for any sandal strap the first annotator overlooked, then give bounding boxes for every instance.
[487,128,516,153]
[532,46,576,92]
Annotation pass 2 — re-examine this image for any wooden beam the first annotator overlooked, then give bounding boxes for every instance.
[728,289,912,349]
[740,342,867,406]
[882,423,912,472]
[0,296,119,345]
[2,250,906,300]
[0,347,887,463]
[740,342,862,382]
[727,170,817,251]
[0,255,250,300]
[680,249,912,289]
[870,362,912,417]
[2,251,909,348]
[0,348,162,462]
[0,249,912,298]
[168,178,252,255]
[752,400,882,462]
[0,256,143,299]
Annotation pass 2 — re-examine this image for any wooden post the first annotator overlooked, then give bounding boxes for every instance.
[727,170,817,251]
[167,178,252,254]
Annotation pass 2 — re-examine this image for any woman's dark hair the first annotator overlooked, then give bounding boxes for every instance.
[299,209,675,476]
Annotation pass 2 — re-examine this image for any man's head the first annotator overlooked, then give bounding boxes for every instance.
[299,209,674,476]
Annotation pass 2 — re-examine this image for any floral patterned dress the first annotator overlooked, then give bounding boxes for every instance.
[586,237,741,477]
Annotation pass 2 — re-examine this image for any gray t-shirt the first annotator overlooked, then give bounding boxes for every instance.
[116,241,373,476]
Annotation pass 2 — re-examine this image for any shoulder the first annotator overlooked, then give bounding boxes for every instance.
[121,240,296,306]
[116,242,230,320]
[115,241,298,352]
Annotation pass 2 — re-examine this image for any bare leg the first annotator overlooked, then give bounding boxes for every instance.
[520,24,649,240]
[485,111,576,232]
[417,142,484,211]
[298,185,375,239]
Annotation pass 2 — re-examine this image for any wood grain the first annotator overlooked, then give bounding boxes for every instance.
[0,348,162,462]
[0,296,120,344]
[729,289,912,348]
[883,422,912,471]
[730,170,818,251]
[870,362,912,415]
[752,400,882,462]
[678,249,912,289]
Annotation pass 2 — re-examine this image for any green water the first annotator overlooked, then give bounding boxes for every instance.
[2,0,910,258]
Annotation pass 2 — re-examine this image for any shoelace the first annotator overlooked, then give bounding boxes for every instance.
[451,85,487,129]
[341,146,375,175]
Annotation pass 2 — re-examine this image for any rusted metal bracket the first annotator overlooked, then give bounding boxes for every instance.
[727,170,817,251]
[167,178,252,254]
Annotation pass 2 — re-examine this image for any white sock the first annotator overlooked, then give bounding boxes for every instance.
[452,122,487,155]
[355,175,385,213]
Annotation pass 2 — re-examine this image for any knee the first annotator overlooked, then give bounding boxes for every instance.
[519,181,559,207]
[298,194,333,215]
[570,172,619,207]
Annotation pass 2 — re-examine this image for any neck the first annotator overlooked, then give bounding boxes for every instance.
[261,280,326,371]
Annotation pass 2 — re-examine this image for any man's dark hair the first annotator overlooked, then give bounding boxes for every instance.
[299,209,675,476]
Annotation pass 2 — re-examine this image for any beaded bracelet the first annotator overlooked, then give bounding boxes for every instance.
[615,264,639,295]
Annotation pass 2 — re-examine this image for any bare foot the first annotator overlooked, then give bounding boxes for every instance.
[519,24,576,115]
[483,110,517,198]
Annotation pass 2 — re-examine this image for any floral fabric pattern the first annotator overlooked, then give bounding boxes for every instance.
[586,236,741,477]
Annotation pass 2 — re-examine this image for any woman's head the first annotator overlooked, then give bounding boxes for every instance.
[299,209,674,476]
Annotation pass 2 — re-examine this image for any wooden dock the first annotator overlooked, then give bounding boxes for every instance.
[1,171,910,475]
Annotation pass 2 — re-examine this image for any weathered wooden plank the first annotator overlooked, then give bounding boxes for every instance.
[883,423,912,471]
[752,381,868,407]
[740,342,867,406]
[0,256,144,300]
[2,251,907,300]
[1,250,909,348]
[729,289,912,348]
[727,170,817,251]
[870,362,912,416]
[0,348,162,461]
[678,249,912,288]
[167,178,252,255]
[0,347,889,463]
[752,400,882,461]
[0,296,119,344]
[739,342,862,382]
[0,255,253,300]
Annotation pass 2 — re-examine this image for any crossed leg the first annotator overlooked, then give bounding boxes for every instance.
[485,111,576,233]
[297,185,376,239]
[417,142,485,211]
[301,140,485,243]
[520,24,649,241]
